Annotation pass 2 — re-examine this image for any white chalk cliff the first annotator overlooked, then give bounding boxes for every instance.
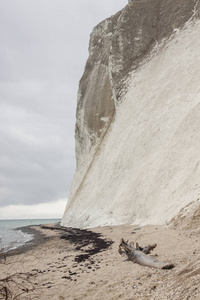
[61,0,200,228]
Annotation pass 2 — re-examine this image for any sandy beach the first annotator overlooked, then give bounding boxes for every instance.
[1,214,200,300]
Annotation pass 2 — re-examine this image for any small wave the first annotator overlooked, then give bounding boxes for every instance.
[0,228,33,253]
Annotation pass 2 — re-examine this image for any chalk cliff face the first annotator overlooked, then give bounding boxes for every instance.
[62,0,200,228]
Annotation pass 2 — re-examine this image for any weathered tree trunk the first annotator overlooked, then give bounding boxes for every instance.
[119,239,174,270]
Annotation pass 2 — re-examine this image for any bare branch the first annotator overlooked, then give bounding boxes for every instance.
[0,246,39,300]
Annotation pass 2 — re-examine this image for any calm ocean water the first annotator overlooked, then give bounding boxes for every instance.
[0,219,61,252]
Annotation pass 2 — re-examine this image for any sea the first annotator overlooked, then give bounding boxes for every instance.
[0,219,61,253]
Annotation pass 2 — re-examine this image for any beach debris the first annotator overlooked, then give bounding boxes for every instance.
[59,227,113,263]
[41,225,114,263]
[119,239,174,269]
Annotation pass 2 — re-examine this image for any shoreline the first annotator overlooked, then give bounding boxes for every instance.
[7,225,52,256]
[7,223,114,259]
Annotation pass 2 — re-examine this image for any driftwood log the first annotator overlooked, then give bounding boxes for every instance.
[119,239,174,269]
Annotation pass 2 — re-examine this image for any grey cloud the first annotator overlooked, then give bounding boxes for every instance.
[0,0,127,212]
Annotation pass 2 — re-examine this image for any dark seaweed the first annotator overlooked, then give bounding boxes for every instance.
[41,225,113,263]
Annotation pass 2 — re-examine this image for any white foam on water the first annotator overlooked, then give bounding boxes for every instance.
[0,227,33,252]
[0,219,60,252]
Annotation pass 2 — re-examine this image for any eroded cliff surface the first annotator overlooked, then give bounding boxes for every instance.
[62,0,200,228]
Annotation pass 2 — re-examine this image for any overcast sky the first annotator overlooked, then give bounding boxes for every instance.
[0,0,128,219]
